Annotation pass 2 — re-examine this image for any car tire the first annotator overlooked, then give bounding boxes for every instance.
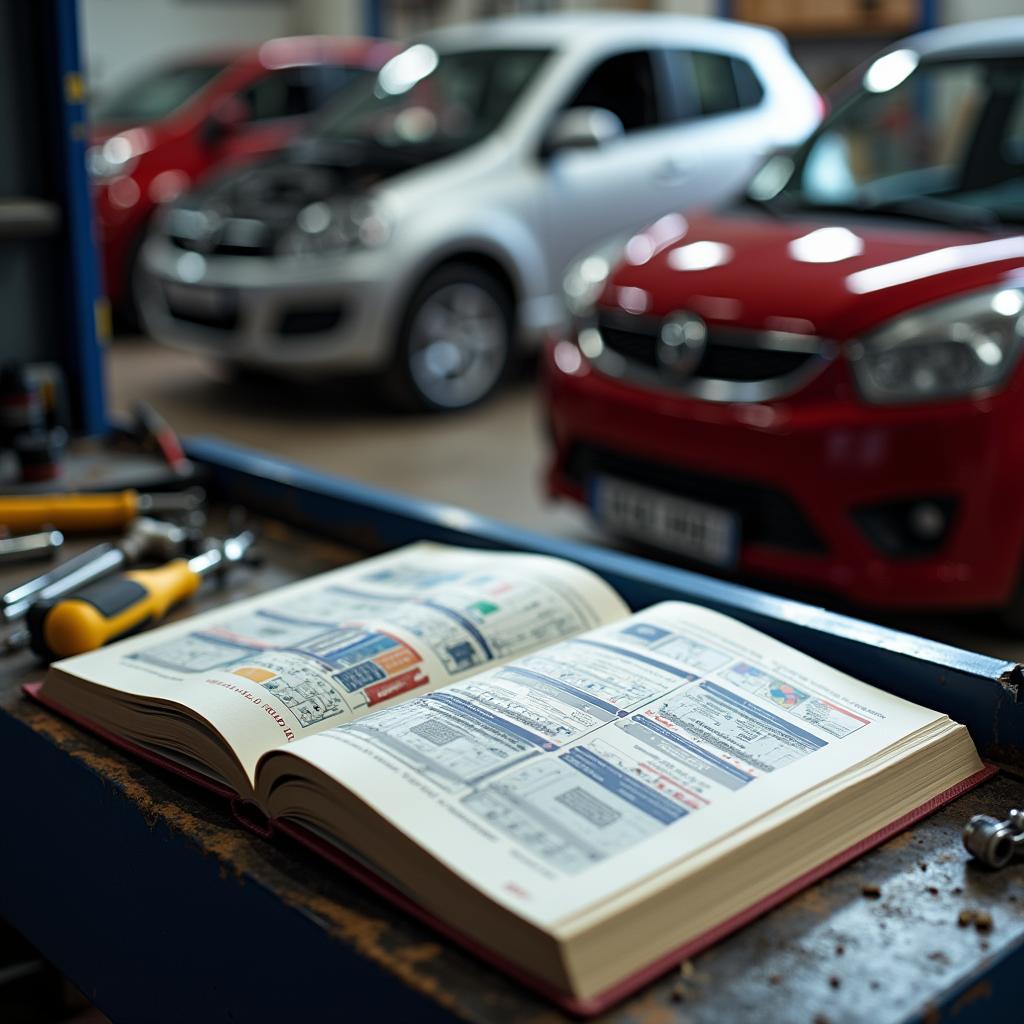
[221,361,277,387]
[385,262,514,412]
[115,224,150,336]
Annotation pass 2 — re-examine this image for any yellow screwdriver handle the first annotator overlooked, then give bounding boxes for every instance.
[0,490,141,533]
[39,559,201,658]
[125,561,202,616]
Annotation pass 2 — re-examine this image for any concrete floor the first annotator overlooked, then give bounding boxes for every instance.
[107,335,1024,663]
[106,335,600,538]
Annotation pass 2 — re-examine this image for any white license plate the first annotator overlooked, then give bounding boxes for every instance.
[591,476,740,567]
[164,282,232,315]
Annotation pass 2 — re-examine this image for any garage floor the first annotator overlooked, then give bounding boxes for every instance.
[108,335,1024,663]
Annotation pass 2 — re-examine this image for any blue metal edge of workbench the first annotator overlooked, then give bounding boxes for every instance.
[185,435,1024,762]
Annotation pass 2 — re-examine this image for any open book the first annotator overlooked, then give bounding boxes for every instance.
[33,542,988,1014]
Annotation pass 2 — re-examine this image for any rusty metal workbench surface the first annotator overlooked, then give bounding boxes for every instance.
[1,521,1024,1024]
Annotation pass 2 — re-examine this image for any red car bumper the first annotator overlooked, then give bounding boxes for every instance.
[543,340,1024,612]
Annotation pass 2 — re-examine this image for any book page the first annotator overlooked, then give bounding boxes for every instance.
[48,542,628,784]
[273,600,953,930]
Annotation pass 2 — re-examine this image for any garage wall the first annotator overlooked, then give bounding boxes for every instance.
[81,0,295,95]
[942,0,1024,22]
[80,0,1024,96]
[290,0,364,36]
[381,0,715,37]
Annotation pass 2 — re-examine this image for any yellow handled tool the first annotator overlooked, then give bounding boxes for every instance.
[28,530,254,659]
[0,488,203,533]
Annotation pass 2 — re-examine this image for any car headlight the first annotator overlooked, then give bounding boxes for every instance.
[848,287,1024,404]
[88,144,136,180]
[277,198,391,257]
[87,129,149,181]
[562,235,630,319]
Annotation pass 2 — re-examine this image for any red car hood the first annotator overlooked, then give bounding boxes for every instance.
[605,209,1024,340]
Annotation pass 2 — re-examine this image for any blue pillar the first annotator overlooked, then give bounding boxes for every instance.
[364,0,384,37]
[55,0,107,435]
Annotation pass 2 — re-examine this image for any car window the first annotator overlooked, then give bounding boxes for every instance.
[311,64,376,107]
[565,51,660,132]
[731,57,765,109]
[1002,86,1024,165]
[799,61,987,205]
[763,56,1024,226]
[242,68,316,121]
[90,62,226,123]
[664,50,764,118]
[316,48,551,154]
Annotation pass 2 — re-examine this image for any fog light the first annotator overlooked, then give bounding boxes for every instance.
[908,501,947,541]
[853,497,956,558]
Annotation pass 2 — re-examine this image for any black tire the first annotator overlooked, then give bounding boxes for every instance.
[384,262,514,412]
[112,224,149,336]
[221,362,279,388]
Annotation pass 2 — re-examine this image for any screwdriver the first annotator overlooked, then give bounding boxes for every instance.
[1,518,199,662]
[27,529,254,660]
[0,487,204,534]
[0,529,63,563]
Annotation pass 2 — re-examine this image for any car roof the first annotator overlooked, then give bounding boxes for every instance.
[419,12,784,54]
[177,36,396,72]
[900,16,1024,61]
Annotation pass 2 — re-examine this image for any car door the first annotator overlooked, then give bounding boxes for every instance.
[542,46,779,280]
[655,48,778,212]
[541,49,692,279]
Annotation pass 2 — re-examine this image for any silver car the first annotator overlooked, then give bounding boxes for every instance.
[140,13,821,410]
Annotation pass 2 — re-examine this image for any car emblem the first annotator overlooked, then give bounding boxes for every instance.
[657,312,707,377]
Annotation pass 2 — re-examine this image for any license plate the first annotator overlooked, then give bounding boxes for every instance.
[590,476,740,568]
[163,282,233,316]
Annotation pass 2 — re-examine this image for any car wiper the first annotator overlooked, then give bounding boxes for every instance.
[858,196,1002,231]
[741,192,796,219]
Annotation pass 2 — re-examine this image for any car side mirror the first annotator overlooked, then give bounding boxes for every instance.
[745,148,799,202]
[544,107,624,156]
[200,94,251,148]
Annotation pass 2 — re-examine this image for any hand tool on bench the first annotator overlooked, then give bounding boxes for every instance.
[0,487,204,533]
[963,809,1024,868]
[0,529,63,563]
[27,529,255,659]
[2,517,195,626]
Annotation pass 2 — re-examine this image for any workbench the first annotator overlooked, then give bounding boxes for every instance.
[3,439,1024,1023]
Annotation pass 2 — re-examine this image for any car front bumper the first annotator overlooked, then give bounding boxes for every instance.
[138,237,403,376]
[543,340,1024,612]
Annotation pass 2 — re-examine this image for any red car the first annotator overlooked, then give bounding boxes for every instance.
[545,20,1024,621]
[89,36,395,322]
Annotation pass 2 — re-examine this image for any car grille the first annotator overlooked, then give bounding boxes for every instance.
[565,444,826,555]
[164,292,239,332]
[277,304,345,335]
[589,310,834,401]
[167,212,275,257]
[170,235,275,258]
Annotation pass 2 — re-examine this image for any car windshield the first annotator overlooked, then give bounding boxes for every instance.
[314,45,550,154]
[754,55,1024,226]
[91,61,227,123]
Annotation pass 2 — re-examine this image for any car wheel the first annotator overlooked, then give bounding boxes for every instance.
[387,263,513,411]
[116,223,150,336]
